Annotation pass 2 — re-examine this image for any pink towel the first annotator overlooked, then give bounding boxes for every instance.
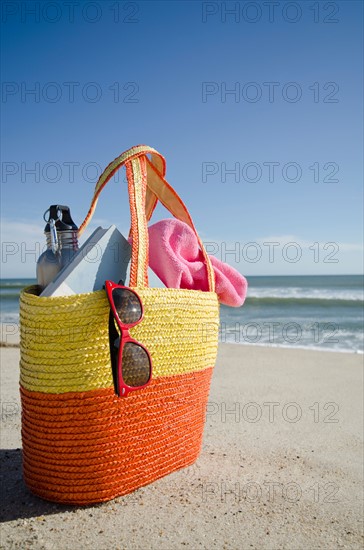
[147,219,248,307]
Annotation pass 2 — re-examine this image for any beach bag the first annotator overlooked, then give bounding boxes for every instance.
[19,145,219,505]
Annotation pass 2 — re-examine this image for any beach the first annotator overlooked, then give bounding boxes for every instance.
[1,342,363,550]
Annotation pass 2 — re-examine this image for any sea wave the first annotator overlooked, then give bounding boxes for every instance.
[220,340,363,354]
[0,280,35,290]
[220,323,364,353]
[245,296,364,307]
[246,287,363,302]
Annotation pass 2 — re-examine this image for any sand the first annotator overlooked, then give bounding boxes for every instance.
[0,341,363,550]
[0,323,20,347]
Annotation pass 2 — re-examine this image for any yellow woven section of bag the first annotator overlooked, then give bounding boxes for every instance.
[19,285,219,394]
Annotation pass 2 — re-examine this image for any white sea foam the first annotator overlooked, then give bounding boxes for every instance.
[246,287,364,301]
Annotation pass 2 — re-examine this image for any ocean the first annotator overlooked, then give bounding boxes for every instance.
[1,275,363,353]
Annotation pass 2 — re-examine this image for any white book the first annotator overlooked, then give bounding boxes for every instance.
[40,225,131,297]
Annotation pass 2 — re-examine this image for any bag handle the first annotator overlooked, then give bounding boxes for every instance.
[78,145,216,292]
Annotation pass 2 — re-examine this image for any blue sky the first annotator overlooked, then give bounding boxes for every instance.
[1,0,363,278]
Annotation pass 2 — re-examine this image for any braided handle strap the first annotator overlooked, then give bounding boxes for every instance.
[78,145,216,292]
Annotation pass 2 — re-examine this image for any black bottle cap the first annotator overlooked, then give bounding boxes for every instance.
[44,205,78,232]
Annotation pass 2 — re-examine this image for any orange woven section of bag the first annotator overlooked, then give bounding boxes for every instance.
[21,368,213,505]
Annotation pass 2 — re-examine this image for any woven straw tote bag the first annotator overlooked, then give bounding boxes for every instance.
[19,145,220,505]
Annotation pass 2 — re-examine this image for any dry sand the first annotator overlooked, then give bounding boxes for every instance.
[0,342,363,550]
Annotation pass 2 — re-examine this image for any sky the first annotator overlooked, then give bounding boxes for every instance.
[1,0,363,278]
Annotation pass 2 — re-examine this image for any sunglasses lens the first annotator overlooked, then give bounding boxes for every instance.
[122,342,151,387]
[112,288,142,325]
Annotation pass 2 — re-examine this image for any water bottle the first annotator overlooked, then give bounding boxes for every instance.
[36,205,79,290]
